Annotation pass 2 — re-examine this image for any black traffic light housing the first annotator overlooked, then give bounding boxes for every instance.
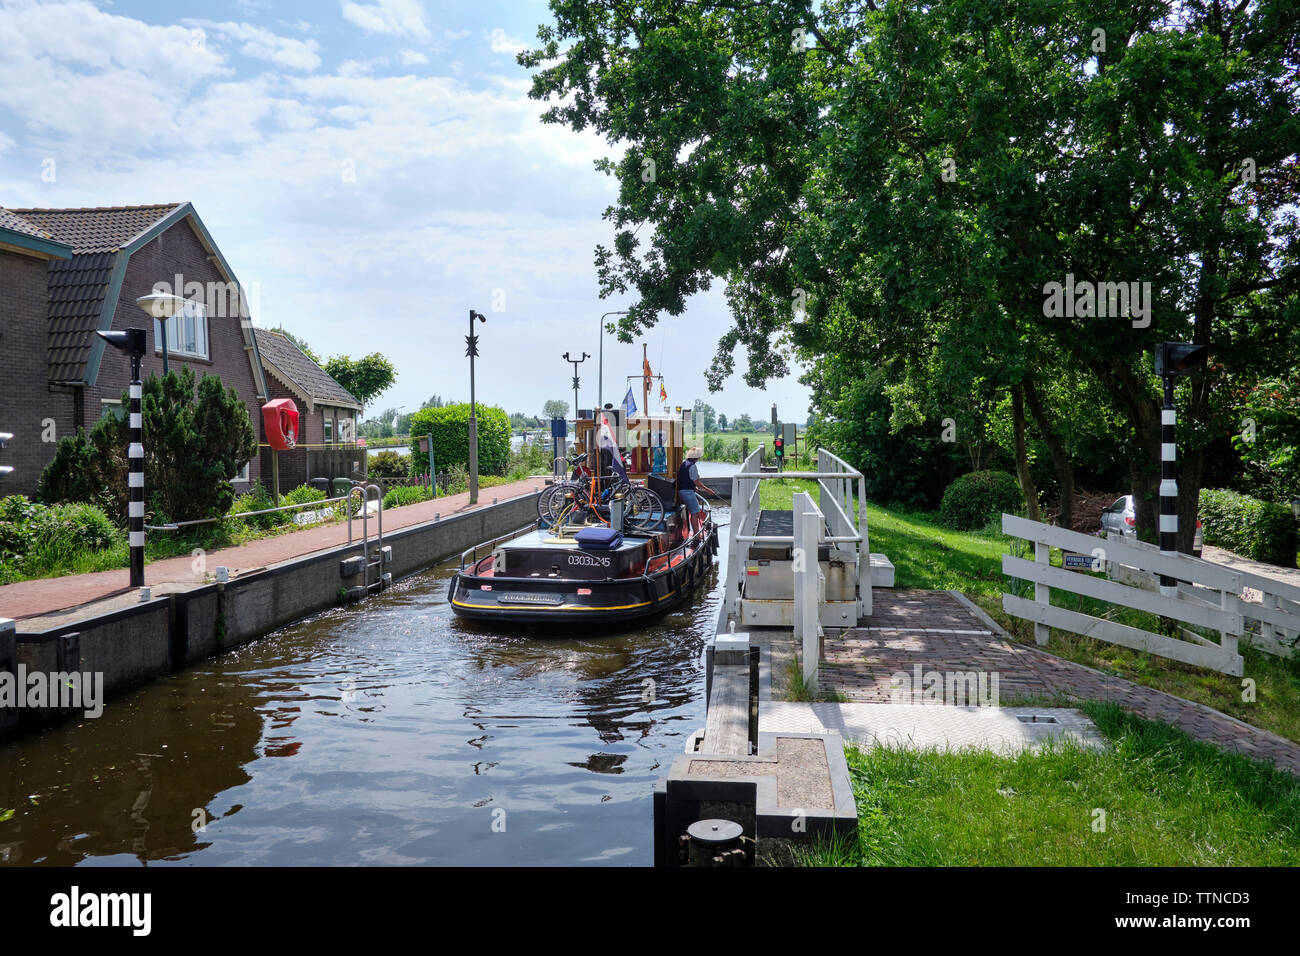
[774,437,785,457]
[1155,341,1209,377]
[96,328,148,357]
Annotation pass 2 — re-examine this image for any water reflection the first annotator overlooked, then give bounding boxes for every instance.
[0,509,728,866]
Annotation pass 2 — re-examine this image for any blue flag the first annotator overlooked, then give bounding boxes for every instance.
[621,387,637,418]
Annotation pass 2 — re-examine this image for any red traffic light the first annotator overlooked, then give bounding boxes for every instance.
[774,438,784,456]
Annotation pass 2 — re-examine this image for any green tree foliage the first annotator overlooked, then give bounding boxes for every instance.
[39,367,256,522]
[1200,488,1298,567]
[409,404,510,476]
[323,352,397,408]
[523,0,1300,544]
[543,399,570,420]
[692,400,716,433]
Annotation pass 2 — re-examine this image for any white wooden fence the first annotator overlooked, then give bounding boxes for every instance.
[1105,535,1300,660]
[1001,513,1246,676]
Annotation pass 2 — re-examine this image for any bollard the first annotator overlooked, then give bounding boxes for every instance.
[683,819,746,867]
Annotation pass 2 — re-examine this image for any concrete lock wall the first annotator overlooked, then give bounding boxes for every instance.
[2,492,540,741]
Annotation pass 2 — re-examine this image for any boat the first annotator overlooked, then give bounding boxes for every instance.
[449,403,719,625]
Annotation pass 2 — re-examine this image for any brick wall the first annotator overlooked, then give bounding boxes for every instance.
[0,249,77,498]
[89,217,265,492]
[256,372,365,494]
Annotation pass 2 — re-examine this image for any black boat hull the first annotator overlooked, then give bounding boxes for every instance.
[449,526,718,626]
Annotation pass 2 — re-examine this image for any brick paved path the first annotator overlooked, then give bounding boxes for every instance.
[820,589,1300,776]
[0,478,544,621]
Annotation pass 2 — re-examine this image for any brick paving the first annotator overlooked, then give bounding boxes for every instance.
[818,589,1300,776]
[0,478,544,622]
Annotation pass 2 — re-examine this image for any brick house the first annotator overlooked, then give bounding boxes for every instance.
[252,328,364,492]
[0,203,269,498]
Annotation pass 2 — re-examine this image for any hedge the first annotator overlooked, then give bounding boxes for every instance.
[409,404,510,477]
[1199,488,1297,567]
[940,470,1023,530]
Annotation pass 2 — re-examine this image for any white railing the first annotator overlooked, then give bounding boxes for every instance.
[1001,513,1245,676]
[723,444,765,620]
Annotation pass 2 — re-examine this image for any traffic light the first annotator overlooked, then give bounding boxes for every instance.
[774,437,784,458]
[1154,342,1209,377]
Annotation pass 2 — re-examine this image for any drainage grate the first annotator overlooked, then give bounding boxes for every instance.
[1015,714,1060,724]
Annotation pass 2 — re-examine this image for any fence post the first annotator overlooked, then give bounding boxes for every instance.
[794,492,821,691]
[1034,537,1051,646]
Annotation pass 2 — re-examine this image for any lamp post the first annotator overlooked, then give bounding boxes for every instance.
[135,293,186,377]
[598,310,629,414]
[563,351,590,420]
[96,328,148,587]
[467,310,487,504]
[1154,341,1210,596]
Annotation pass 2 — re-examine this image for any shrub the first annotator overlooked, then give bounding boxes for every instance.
[383,485,432,510]
[940,470,1023,530]
[1199,488,1298,567]
[0,495,121,583]
[228,479,283,530]
[369,450,411,479]
[506,441,552,479]
[409,403,510,477]
[38,366,256,522]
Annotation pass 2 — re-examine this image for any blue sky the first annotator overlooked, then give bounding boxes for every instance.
[0,0,813,425]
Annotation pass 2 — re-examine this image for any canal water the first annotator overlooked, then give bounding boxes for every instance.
[0,507,730,867]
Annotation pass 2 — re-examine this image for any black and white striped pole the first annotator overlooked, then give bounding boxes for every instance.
[96,328,148,588]
[1154,341,1209,597]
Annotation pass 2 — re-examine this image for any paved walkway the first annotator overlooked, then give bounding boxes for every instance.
[0,478,545,624]
[796,589,1300,776]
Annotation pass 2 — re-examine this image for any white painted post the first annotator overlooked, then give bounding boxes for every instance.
[794,492,821,690]
[1034,537,1051,646]
[1220,586,1239,659]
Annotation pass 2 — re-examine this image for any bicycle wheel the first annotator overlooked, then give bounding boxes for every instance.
[540,483,580,525]
[624,486,664,533]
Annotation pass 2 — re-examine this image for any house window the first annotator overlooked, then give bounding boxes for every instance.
[153,300,208,360]
[232,460,250,483]
[101,399,125,420]
[338,416,354,443]
[323,413,333,444]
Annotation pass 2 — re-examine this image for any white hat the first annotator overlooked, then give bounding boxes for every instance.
[686,446,703,459]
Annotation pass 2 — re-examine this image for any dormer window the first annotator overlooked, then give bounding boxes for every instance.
[154,299,208,360]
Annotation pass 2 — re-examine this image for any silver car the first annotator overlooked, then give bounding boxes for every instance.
[1100,494,1202,557]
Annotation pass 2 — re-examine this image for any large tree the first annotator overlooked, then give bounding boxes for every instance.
[524,0,1300,547]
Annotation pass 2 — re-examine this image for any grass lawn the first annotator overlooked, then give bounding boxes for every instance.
[799,701,1300,866]
[753,478,1300,744]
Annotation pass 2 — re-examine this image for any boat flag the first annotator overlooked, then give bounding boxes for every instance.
[643,357,653,392]
[659,380,667,403]
[622,386,637,418]
[598,413,629,483]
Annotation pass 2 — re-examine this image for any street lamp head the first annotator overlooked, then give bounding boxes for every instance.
[470,310,487,323]
[135,293,186,319]
[96,328,147,358]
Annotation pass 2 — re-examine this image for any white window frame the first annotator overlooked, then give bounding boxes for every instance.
[323,413,333,445]
[153,300,209,360]
[101,398,124,420]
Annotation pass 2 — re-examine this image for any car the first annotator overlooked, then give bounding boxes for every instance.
[1100,494,1202,557]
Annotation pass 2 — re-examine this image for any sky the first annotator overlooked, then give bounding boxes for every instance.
[0,0,813,425]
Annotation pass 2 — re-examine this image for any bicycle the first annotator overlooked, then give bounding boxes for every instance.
[539,453,663,533]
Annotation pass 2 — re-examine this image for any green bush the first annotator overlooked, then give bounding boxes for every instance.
[409,403,510,477]
[38,366,256,522]
[1199,488,1298,567]
[940,470,1023,530]
[369,450,411,479]
[383,485,432,509]
[228,480,283,530]
[0,495,121,583]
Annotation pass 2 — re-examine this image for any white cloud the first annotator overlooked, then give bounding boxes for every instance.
[488,28,526,55]
[340,0,430,40]
[186,20,322,71]
[398,49,429,66]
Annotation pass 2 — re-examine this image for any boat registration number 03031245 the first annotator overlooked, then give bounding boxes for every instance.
[495,592,566,606]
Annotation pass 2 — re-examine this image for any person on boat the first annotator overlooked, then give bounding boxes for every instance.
[677,447,716,536]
